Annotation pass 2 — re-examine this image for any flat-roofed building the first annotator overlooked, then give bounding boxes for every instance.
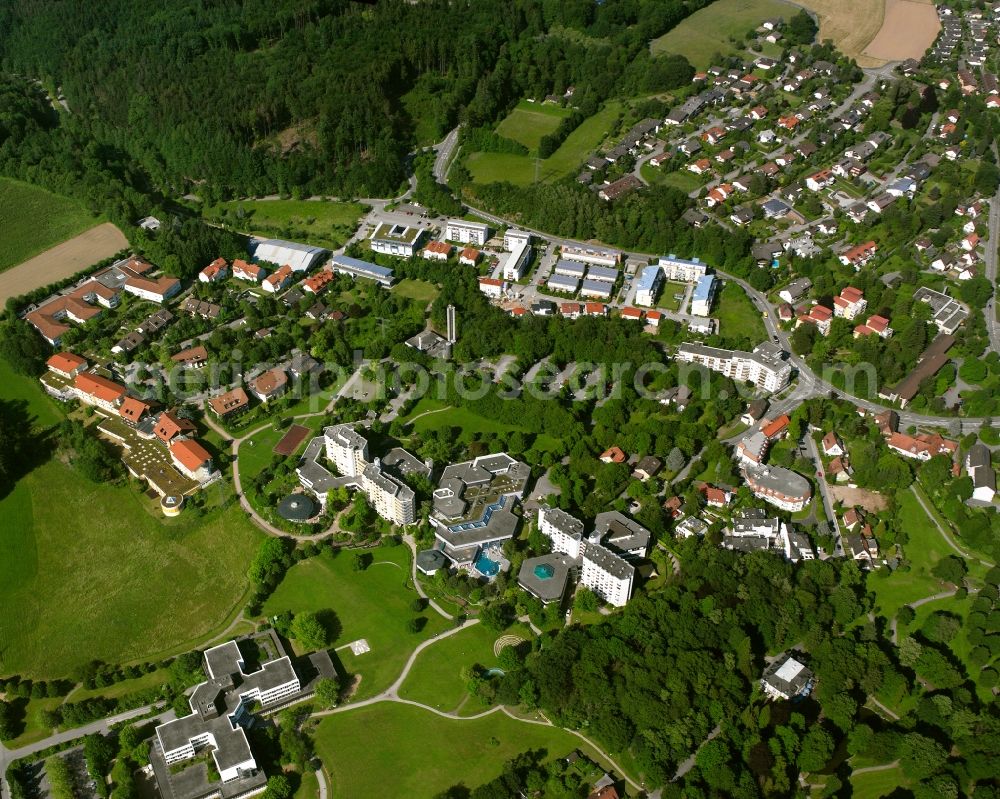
[538,505,585,558]
[658,255,708,282]
[559,245,621,267]
[690,274,717,317]
[547,274,579,294]
[503,239,532,280]
[445,219,490,246]
[370,223,424,257]
[581,543,634,607]
[503,229,531,250]
[761,653,813,700]
[676,341,791,392]
[329,254,395,287]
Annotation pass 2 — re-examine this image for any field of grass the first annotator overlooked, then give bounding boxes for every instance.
[399,623,534,714]
[641,165,702,194]
[0,178,100,273]
[313,703,608,797]
[201,199,367,249]
[261,545,449,700]
[659,281,686,312]
[0,459,261,678]
[495,101,571,152]
[394,278,440,303]
[467,102,622,186]
[848,764,908,797]
[714,281,767,343]
[650,0,798,67]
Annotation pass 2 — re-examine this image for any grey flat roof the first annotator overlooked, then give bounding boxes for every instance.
[329,254,394,281]
[382,447,430,478]
[583,542,633,579]
[541,506,584,537]
[518,553,575,603]
[586,266,619,281]
[593,511,651,555]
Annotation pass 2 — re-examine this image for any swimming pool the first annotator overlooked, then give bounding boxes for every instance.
[474,551,501,577]
[534,563,555,580]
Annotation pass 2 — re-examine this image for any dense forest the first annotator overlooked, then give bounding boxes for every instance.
[0,0,703,201]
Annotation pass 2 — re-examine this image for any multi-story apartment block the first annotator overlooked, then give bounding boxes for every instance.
[537,506,585,558]
[446,219,489,246]
[676,341,791,392]
[580,543,634,607]
[657,255,709,282]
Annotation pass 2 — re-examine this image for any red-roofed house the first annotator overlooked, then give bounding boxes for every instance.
[833,287,867,320]
[478,277,505,299]
[620,307,643,321]
[119,396,151,425]
[645,310,662,327]
[123,274,181,304]
[171,345,208,369]
[169,438,215,482]
[199,258,229,283]
[600,446,627,464]
[232,260,265,283]
[887,432,958,461]
[962,233,980,251]
[585,302,608,317]
[821,432,844,456]
[47,352,88,379]
[423,241,452,261]
[250,368,288,403]
[560,302,582,319]
[459,247,480,266]
[688,158,712,175]
[303,269,335,294]
[703,485,732,507]
[805,169,833,191]
[262,265,294,294]
[155,410,196,443]
[73,373,127,412]
[798,304,833,335]
[761,415,790,440]
[865,315,893,338]
[207,387,250,419]
[839,240,878,268]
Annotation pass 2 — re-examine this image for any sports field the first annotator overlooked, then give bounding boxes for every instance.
[274,424,310,456]
[313,703,608,797]
[0,178,102,273]
[261,545,450,699]
[0,463,261,678]
[495,101,571,152]
[467,102,622,186]
[650,0,798,68]
[201,199,367,249]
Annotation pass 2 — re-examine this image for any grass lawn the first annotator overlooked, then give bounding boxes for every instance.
[398,623,533,714]
[658,281,686,312]
[649,0,799,68]
[641,165,701,194]
[714,281,767,343]
[201,199,367,250]
[0,178,100,272]
[848,764,909,798]
[394,278,440,303]
[0,358,64,430]
[239,425,294,480]
[0,461,261,679]
[261,545,449,700]
[313,703,609,797]
[467,102,622,186]
[495,101,571,152]
[293,769,318,799]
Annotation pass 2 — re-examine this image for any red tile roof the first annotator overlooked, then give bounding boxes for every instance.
[207,387,250,416]
[601,446,626,463]
[170,438,212,472]
[621,307,643,319]
[460,247,480,262]
[233,260,264,280]
[171,345,208,365]
[74,372,126,405]
[47,352,87,374]
[119,396,150,423]
[155,411,194,443]
[761,415,790,439]
[424,241,452,255]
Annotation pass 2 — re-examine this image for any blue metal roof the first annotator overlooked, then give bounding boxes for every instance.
[692,274,716,301]
[330,254,393,279]
[636,265,662,291]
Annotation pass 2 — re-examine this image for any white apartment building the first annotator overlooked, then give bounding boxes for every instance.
[676,341,792,392]
[690,274,717,317]
[559,244,621,267]
[446,219,490,246]
[658,255,708,282]
[538,506,585,558]
[325,424,369,477]
[503,240,532,280]
[635,264,664,306]
[504,229,532,250]
[580,543,634,607]
[369,222,423,257]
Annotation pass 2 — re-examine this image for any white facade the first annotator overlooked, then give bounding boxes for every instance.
[580,543,634,607]
[690,274,717,317]
[446,219,489,245]
[503,240,532,280]
[559,245,621,267]
[254,239,326,272]
[538,506,584,558]
[676,342,791,392]
[635,265,664,306]
[658,255,708,282]
[504,229,532,251]
[325,424,369,477]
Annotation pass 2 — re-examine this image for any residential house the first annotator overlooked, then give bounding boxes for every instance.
[250,368,288,403]
[199,258,229,283]
[833,287,867,320]
[207,387,250,419]
[838,241,878,269]
[262,265,294,294]
[821,432,844,457]
[966,443,996,502]
[232,259,265,283]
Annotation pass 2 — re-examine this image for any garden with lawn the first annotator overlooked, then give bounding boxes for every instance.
[495,100,572,151]
[260,544,450,700]
[714,280,768,345]
[0,177,101,272]
[312,702,610,797]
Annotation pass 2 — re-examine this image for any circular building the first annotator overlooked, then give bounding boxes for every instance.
[277,494,317,523]
[160,495,184,517]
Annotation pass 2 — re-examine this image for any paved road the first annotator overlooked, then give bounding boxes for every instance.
[982,145,1000,353]
[432,127,461,182]
[804,434,843,556]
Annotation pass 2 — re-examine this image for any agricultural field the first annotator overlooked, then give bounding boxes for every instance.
[466,102,622,186]
[313,703,610,797]
[861,0,940,63]
[0,461,261,678]
[649,0,799,68]
[260,544,450,700]
[495,100,571,152]
[200,199,368,250]
[0,178,101,273]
